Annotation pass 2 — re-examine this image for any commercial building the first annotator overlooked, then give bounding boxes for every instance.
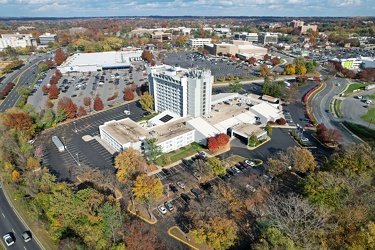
[39,33,57,45]
[233,32,258,42]
[188,38,212,48]
[204,41,267,58]
[147,64,213,118]
[57,51,143,73]
[258,33,278,45]
[99,112,194,153]
[0,33,36,50]
[69,27,87,35]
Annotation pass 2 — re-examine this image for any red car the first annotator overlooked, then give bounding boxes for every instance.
[305,123,314,127]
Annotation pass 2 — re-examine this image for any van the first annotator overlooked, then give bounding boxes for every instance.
[124,110,130,115]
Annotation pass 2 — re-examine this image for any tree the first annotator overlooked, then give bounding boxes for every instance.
[139,92,154,111]
[132,174,163,219]
[266,193,329,248]
[293,56,305,67]
[271,57,281,65]
[41,108,54,128]
[83,97,91,111]
[17,86,32,96]
[284,63,296,75]
[229,80,242,93]
[286,146,316,173]
[207,136,219,150]
[191,217,238,250]
[11,170,21,183]
[276,118,286,125]
[57,97,77,119]
[55,107,66,123]
[265,123,272,136]
[99,202,122,244]
[54,48,66,65]
[260,64,270,77]
[248,133,258,147]
[77,106,87,117]
[114,148,143,182]
[216,133,229,147]
[124,219,164,250]
[248,57,257,65]
[48,84,59,99]
[38,64,49,72]
[42,85,49,94]
[123,87,135,101]
[93,94,104,111]
[4,111,34,136]
[305,60,317,73]
[206,157,226,176]
[144,138,162,164]
[295,64,307,75]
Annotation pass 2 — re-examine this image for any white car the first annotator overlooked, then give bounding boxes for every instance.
[193,172,201,180]
[301,137,309,142]
[3,233,15,246]
[176,181,185,189]
[28,139,35,145]
[246,184,256,193]
[244,160,255,167]
[157,205,167,214]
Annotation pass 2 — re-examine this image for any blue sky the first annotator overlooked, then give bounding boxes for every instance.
[0,0,374,17]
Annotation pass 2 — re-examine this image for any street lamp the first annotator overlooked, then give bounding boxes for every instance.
[76,153,81,166]
[73,121,78,133]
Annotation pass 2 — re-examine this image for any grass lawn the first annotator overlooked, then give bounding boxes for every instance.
[221,155,246,167]
[334,99,343,118]
[168,226,211,250]
[155,142,205,165]
[343,122,375,143]
[344,83,367,95]
[361,107,375,123]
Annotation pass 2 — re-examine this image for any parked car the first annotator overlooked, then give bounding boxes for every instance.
[176,181,185,189]
[180,193,191,203]
[157,205,167,214]
[231,166,241,174]
[227,169,235,176]
[191,188,202,197]
[162,168,171,176]
[164,201,174,211]
[244,160,255,167]
[200,182,212,191]
[193,172,201,180]
[239,162,249,169]
[169,184,178,193]
[220,174,229,181]
[246,184,256,193]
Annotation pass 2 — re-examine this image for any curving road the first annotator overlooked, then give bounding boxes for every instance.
[0,185,42,250]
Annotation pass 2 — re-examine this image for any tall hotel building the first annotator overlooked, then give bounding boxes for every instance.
[147,65,213,118]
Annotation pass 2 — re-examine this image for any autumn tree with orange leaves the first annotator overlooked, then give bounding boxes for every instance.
[124,87,135,101]
[57,97,77,119]
[77,106,87,117]
[93,94,104,111]
[4,111,34,136]
[48,84,59,99]
[54,48,66,65]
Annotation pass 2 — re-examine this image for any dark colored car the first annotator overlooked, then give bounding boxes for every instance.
[180,193,191,203]
[162,168,171,176]
[220,174,229,181]
[191,188,202,197]
[169,184,178,193]
[200,182,212,191]
[227,169,235,176]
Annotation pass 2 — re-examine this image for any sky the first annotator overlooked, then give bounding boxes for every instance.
[0,0,374,17]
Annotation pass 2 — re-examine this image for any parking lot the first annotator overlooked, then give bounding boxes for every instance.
[162,52,257,80]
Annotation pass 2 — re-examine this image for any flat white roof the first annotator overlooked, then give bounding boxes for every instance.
[60,51,142,68]
[250,102,281,119]
[186,117,219,138]
[211,93,238,105]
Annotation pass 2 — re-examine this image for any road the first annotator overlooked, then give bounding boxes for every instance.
[0,186,42,250]
[311,72,361,144]
[0,55,50,113]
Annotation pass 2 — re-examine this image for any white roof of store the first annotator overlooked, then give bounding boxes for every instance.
[147,110,181,127]
[250,102,281,119]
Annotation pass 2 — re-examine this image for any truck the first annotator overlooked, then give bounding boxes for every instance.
[52,136,65,152]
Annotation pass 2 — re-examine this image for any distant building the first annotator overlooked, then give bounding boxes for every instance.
[204,41,267,58]
[233,32,258,42]
[69,27,87,35]
[0,33,37,51]
[39,33,57,45]
[188,38,212,48]
[147,64,213,118]
[258,33,278,45]
[17,26,35,31]
[290,20,305,28]
[299,24,318,34]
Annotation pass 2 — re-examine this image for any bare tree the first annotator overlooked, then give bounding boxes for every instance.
[266,193,330,248]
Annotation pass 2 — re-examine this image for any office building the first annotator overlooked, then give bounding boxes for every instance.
[147,65,213,118]
[258,33,278,45]
[188,38,212,48]
[0,33,36,50]
[39,33,57,45]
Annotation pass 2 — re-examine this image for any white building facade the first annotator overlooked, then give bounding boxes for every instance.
[39,33,57,45]
[188,38,212,47]
[0,33,36,50]
[148,65,213,118]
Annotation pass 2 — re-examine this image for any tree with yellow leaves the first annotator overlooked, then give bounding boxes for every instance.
[132,174,163,219]
[11,170,21,183]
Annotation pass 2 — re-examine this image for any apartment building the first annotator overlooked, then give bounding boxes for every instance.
[147,65,213,118]
[188,38,212,48]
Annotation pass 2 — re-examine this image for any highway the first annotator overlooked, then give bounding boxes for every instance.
[0,55,50,113]
[0,185,42,250]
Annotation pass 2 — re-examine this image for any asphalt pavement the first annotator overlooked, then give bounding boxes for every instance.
[0,186,42,250]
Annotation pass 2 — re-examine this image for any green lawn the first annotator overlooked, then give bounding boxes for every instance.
[334,99,343,118]
[343,122,375,143]
[155,142,205,165]
[344,83,367,95]
[361,107,375,123]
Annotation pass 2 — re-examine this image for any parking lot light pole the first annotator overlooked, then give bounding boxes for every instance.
[73,121,78,133]
[76,153,81,166]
